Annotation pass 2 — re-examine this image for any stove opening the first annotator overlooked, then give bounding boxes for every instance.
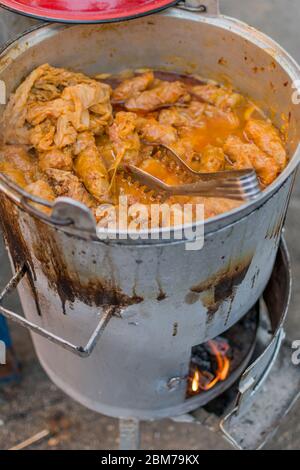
[186,308,259,400]
[187,337,232,397]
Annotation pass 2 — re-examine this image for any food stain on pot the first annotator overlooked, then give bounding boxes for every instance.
[251,269,261,289]
[200,288,219,318]
[186,255,254,320]
[185,291,200,305]
[156,278,167,303]
[156,249,167,302]
[31,219,143,315]
[0,196,42,316]
[265,211,287,241]
[172,322,178,337]
[157,289,167,302]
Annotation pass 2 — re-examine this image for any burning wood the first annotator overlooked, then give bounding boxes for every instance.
[187,337,231,397]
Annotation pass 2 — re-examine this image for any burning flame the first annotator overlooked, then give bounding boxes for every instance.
[189,339,231,395]
[191,370,200,393]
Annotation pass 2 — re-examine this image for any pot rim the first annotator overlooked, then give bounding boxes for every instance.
[0,10,299,241]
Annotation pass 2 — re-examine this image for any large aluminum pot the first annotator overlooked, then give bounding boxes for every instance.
[0,5,299,419]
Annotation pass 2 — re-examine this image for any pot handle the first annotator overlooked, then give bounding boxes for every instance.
[0,264,114,358]
[0,173,97,235]
[176,0,219,15]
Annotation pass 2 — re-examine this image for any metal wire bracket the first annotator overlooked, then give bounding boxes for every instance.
[219,238,292,448]
[177,0,219,15]
[0,174,97,236]
[0,264,113,358]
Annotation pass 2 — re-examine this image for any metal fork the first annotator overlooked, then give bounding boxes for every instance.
[125,164,260,201]
[125,143,261,201]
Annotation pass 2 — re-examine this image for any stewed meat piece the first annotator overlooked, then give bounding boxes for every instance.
[192,84,244,109]
[245,119,287,171]
[25,180,55,214]
[136,117,178,146]
[204,104,240,131]
[0,144,37,182]
[38,147,73,172]
[25,180,55,201]
[125,80,190,112]
[159,101,239,145]
[0,162,27,188]
[46,168,95,208]
[159,102,206,128]
[112,72,154,101]
[199,146,226,173]
[224,135,278,186]
[74,132,110,202]
[137,114,233,167]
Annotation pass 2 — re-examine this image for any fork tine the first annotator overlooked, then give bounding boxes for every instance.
[218,180,258,191]
[215,179,261,200]
[125,162,261,202]
[145,142,257,181]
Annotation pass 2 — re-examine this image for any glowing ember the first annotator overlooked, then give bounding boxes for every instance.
[187,337,231,397]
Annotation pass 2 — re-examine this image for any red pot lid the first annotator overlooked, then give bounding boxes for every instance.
[0,1,179,23]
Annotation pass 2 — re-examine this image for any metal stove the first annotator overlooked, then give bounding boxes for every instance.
[118,239,300,450]
[0,238,299,450]
[116,238,300,449]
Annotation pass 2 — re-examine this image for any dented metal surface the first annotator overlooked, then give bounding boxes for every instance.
[0,8,299,418]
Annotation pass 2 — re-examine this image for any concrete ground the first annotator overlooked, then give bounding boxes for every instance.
[0,0,299,450]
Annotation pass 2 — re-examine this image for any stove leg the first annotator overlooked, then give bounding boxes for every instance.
[119,419,140,450]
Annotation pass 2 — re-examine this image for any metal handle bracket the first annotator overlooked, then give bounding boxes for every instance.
[177,0,219,15]
[0,264,113,358]
[0,174,97,236]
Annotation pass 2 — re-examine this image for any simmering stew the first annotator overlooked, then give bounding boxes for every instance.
[0,65,288,225]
